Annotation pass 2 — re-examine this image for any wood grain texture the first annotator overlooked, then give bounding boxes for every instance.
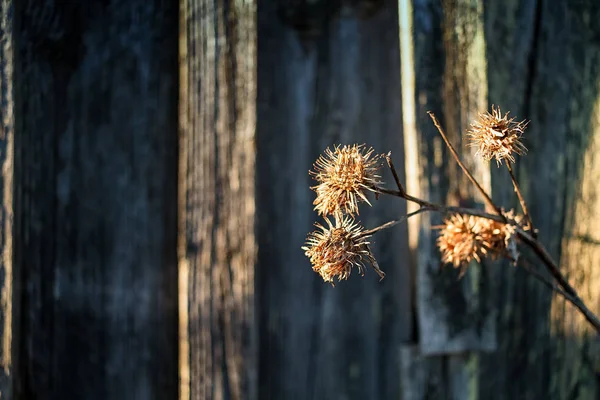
[179,0,257,399]
[404,0,600,397]
[0,0,13,398]
[13,1,179,398]
[414,0,496,356]
[399,0,491,397]
[482,0,600,398]
[399,345,447,400]
[257,1,411,399]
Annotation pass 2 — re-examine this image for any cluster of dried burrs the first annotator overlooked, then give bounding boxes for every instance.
[302,106,600,332]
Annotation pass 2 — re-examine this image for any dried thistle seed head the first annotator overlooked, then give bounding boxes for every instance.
[436,214,486,270]
[302,215,385,284]
[468,105,528,166]
[310,144,383,216]
[477,217,514,256]
[436,213,518,274]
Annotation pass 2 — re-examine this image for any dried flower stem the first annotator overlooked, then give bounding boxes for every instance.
[511,257,574,305]
[505,162,534,234]
[426,113,599,329]
[360,207,430,237]
[372,186,507,223]
[515,229,600,332]
[508,256,600,335]
[385,152,406,195]
[369,153,600,333]
[427,112,503,216]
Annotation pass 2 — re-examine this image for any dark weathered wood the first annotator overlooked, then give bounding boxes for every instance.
[0,0,13,398]
[400,0,491,397]
[4,0,597,398]
[257,1,411,399]
[413,0,495,357]
[179,0,257,399]
[399,345,447,399]
[403,0,600,397]
[482,1,600,398]
[13,1,179,398]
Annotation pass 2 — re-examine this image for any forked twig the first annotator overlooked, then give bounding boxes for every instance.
[367,151,600,333]
[360,207,429,237]
[303,112,600,333]
[427,112,503,217]
[372,186,506,223]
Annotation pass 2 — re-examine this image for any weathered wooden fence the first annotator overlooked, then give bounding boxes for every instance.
[0,0,597,399]
[14,1,179,398]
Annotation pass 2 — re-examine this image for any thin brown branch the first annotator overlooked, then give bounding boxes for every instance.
[513,255,600,332]
[372,185,507,224]
[510,256,573,302]
[385,152,406,196]
[365,205,600,332]
[360,208,429,237]
[515,229,600,332]
[427,112,503,216]
[525,267,572,300]
[485,246,570,300]
[506,162,535,235]
[373,152,600,333]
[373,186,434,208]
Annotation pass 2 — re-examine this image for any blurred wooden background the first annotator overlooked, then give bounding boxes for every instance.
[0,0,598,399]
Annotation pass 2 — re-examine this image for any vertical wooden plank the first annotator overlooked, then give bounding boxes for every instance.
[13,1,179,398]
[524,2,600,397]
[257,1,410,399]
[483,1,600,398]
[403,0,600,397]
[415,0,495,357]
[402,0,492,397]
[179,0,257,399]
[398,0,448,395]
[256,4,320,397]
[399,346,448,400]
[556,93,600,398]
[481,2,549,397]
[441,1,491,397]
[0,0,13,397]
